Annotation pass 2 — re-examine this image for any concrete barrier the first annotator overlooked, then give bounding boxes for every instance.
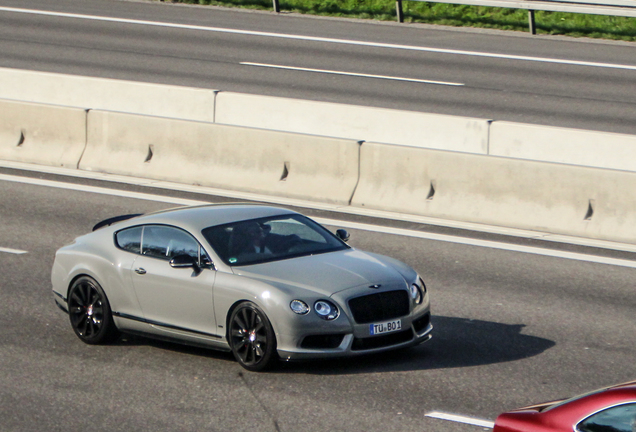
[81,110,360,205]
[216,92,491,154]
[0,99,86,168]
[5,67,636,244]
[352,142,636,243]
[0,67,217,123]
[490,121,636,172]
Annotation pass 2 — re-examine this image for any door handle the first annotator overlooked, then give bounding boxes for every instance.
[134,268,147,275]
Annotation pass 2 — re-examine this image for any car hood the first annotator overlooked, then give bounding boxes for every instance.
[232,249,407,297]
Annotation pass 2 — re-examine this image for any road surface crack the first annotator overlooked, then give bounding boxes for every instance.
[238,372,281,432]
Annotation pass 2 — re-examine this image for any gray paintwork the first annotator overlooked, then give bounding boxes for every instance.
[51,204,432,362]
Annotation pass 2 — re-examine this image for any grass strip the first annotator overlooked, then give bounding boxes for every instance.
[158,0,636,41]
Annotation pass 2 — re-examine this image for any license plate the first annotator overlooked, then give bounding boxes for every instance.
[370,319,402,336]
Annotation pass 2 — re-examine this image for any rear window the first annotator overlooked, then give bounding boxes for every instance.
[115,226,142,254]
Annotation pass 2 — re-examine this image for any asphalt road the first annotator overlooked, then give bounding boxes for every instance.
[1,0,636,134]
[1,169,635,432]
[0,2,635,429]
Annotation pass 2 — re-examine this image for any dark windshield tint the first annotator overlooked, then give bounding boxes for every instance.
[202,214,348,266]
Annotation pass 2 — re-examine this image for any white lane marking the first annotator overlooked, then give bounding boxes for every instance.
[426,411,495,429]
[0,246,28,255]
[2,6,636,71]
[4,160,636,254]
[2,173,636,269]
[0,174,203,206]
[240,62,464,86]
[322,218,636,269]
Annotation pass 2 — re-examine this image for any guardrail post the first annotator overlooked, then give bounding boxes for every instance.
[396,0,404,22]
[528,10,536,34]
[273,0,280,13]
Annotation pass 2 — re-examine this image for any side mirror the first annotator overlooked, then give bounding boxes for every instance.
[336,229,350,243]
[170,254,199,269]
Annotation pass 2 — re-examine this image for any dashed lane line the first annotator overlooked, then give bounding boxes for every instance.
[426,411,495,429]
[2,6,636,71]
[0,247,28,255]
[2,173,636,269]
[240,62,464,86]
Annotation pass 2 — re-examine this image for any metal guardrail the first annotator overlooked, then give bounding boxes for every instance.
[397,0,636,34]
[270,0,636,35]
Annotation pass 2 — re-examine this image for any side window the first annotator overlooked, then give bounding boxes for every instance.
[141,225,200,261]
[115,226,142,254]
[577,403,636,432]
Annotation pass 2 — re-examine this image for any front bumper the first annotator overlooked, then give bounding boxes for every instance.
[53,290,68,313]
[276,311,433,361]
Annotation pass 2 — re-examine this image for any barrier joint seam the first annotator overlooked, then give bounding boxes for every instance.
[213,90,220,124]
[486,119,494,156]
[348,140,364,206]
[77,108,91,170]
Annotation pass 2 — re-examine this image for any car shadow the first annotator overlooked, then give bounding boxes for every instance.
[109,315,555,374]
[112,334,238,364]
[278,315,556,375]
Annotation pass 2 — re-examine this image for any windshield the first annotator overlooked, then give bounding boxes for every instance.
[202,214,348,266]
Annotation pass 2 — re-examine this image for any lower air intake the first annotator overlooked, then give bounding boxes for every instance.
[352,329,414,351]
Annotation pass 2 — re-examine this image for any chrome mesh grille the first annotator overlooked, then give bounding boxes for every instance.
[347,290,409,324]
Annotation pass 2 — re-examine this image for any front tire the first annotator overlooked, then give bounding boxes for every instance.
[68,276,119,344]
[229,302,277,372]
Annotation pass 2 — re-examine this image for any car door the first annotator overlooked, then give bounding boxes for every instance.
[130,224,218,337]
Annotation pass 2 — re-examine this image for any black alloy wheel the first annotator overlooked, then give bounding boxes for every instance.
[68,276,119,344]
[229,302,277,372]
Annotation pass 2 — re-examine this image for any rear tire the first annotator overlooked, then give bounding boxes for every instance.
[68,276,120,344]
[228,302,277,372]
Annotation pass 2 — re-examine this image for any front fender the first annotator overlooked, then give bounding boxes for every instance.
[213,271,354,348]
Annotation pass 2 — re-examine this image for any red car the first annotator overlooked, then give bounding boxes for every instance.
[494,380,636,432]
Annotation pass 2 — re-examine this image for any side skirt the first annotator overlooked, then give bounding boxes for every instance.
[121,328,232,353]
[113,312,231,352]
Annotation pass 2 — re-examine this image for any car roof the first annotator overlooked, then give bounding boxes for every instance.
[125,203,298,232]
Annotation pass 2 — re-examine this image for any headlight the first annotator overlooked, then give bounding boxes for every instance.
[314,300,339,320]
[410,283,423,305]
[419,277,427,294]
[290,300,310,315]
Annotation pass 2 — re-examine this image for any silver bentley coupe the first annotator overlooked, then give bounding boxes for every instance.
[52,204,432,371]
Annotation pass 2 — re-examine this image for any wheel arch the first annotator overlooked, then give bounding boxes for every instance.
[66,272,93,299]
[224,299,280,344]
[67,273,121,344]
